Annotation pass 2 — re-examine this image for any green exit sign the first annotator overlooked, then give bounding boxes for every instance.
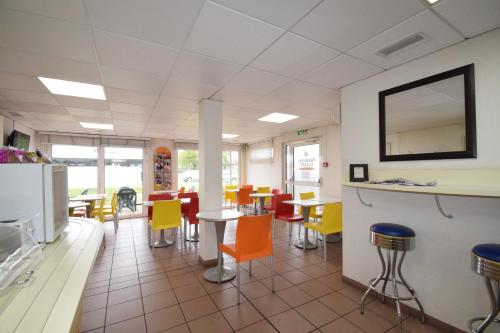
[297,130,308,135]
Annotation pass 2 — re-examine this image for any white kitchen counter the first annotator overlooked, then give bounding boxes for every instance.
[0,218,104,333]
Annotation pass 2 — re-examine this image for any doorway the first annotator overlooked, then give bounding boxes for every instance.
[284,141,321,198]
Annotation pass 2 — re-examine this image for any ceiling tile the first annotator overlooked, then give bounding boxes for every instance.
[56,95,109,110]
[109,102,151,114]
[162,78,218,101]
[213,88,260,107]
[19,111,74,122]
[301,54,383,88]
[0,72,48,92]
[250,32,340,78]
[211,0,322,29]
[100,66,165,94]
[66,107,112,119]
[5,101,68,114]
[0,9,96,62]
[223,68,291,95]
[433,0,500,38]
[17,51,102,84]
[156,94,198,112]
[246,96,290,112]
[0,0,88,24]
[348,10,464,69]
[281,103,335,118]
[112,119,147,128]
[292,0,425,51]
[0,89,59,105]
[268,80,340,108]
[184,2,284,64]
[94,30,178,79]
[111,111,150,122]
[0,47,27,73]
[84,0,205,48]
[104,87,158,107]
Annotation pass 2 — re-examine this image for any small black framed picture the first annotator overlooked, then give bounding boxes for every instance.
[349,164,369,182]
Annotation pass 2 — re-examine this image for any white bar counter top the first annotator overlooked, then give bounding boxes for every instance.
[344,181,500,198]
[0,218,104,333]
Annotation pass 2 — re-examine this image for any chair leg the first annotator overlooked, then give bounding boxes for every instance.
[288,223,292,246]
[249,260,252,276]
[272,215,276,239]
[237,263,241,304]
[152,228,156,256]
[323,233,327,262]
[270,256,275,293]
[390,250,403,333]
[183,217,187,242]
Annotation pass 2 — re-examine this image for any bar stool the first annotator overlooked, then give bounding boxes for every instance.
[469,243,500,333]
[360,223,425,332]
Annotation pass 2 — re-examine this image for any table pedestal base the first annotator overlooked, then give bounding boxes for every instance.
[151,230,175,248]
[294,239,318,250]
[203,263,236,283]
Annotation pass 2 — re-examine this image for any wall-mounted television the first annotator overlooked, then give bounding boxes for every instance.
[7,130,30,150]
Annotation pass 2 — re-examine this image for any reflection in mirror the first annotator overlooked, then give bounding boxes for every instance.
[379,64,476,161]
[385,75,465,155]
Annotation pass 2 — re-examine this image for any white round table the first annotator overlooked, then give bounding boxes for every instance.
[249,193,275,214]
[197,210,243,283]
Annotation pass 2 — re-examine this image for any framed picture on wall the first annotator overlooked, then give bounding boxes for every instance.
[349,164,369,182]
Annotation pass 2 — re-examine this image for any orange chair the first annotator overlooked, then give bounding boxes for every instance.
[274,194,304,245]
[236,187,253,213]
[242,184,253,190]
[220,214,274,304]
[179,187,185,193]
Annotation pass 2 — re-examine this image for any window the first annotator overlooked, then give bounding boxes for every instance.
[222,150,239,186]
[52,145,98,197]
[177,149,199,192]
[105,147,143,214]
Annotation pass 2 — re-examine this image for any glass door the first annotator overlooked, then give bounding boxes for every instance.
[104,147,144,214]
[284,142,321,198]
[222,150,239,186]
[177,149,199,192]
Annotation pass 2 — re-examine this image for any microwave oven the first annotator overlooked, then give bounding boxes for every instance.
[0,164,68,242]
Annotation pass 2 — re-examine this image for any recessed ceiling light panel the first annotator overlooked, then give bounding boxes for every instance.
[38,77,106,100]
[258,112,299,123]
[80,122,113,130]
[426,0,440,4]
[222,133,239,139]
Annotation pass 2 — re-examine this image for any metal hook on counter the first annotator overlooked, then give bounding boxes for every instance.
[435,194,453,219]
[356,188,373,207]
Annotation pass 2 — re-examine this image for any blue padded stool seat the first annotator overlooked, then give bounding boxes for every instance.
[370,223,415,238]
[473,244,500,263]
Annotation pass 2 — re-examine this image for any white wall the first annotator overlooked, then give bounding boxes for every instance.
[246,124,342,198]
[341,28,500,331]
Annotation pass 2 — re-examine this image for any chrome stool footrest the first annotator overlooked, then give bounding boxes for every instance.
[468,273,500,333]
[361,246,425,333]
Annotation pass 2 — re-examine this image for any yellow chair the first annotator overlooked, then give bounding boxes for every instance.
[91,198,105,223]
[256,186,271,205]
[224,185,238,208]
[149,200,182,255]
[304,202,342,261]
[103,192,118,217]
[299,192,323,220]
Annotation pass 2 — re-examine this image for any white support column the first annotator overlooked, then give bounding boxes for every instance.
[198,99,223,262]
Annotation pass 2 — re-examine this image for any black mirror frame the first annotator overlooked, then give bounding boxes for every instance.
[379,64,476,162]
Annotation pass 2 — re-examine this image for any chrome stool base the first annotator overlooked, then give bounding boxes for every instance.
[468,277,500,333]
[360,247,425,333]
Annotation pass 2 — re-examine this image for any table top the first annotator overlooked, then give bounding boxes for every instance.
[67,201,91,208]
[153,190,178,194]
[70,194,106,201]
[143,198,191,206]
[249,193,274,198]
[283,199,329,207]
[196,210,243,221]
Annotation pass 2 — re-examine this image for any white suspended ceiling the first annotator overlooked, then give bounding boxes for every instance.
[0,0,499,143]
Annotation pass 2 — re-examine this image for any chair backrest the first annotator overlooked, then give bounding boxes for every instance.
[179,187,185,193]
[178,192,198,199]
[188,197,199,225]
[274,193,294,218]
[147,193,172,220]
[257,187,271,204]
[151,200,182,230]
[242,184,253,190]
[235,214,273,259]
[93,198,105,222]
[111,192,118,213]
[224,185,238,201]
[238,187,253,205]
[271,189,283,195]
[299,192,317,215]
[320,202,343,234]
[80,188,89,195]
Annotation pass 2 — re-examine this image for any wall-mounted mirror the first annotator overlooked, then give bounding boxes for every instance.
[379,64,476,161]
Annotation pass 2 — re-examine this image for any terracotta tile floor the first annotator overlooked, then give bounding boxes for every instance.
[80,217,445,333]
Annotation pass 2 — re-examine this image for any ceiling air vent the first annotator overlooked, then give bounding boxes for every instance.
[376,33,426,57]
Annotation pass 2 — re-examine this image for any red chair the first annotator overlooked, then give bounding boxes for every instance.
[265,189,283,210]
[178,192,198,216]
[274,194,303,245]
[272,189,283,195]
[184,197,199,242]
[242,184,253,190]
[148,193,172,221]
